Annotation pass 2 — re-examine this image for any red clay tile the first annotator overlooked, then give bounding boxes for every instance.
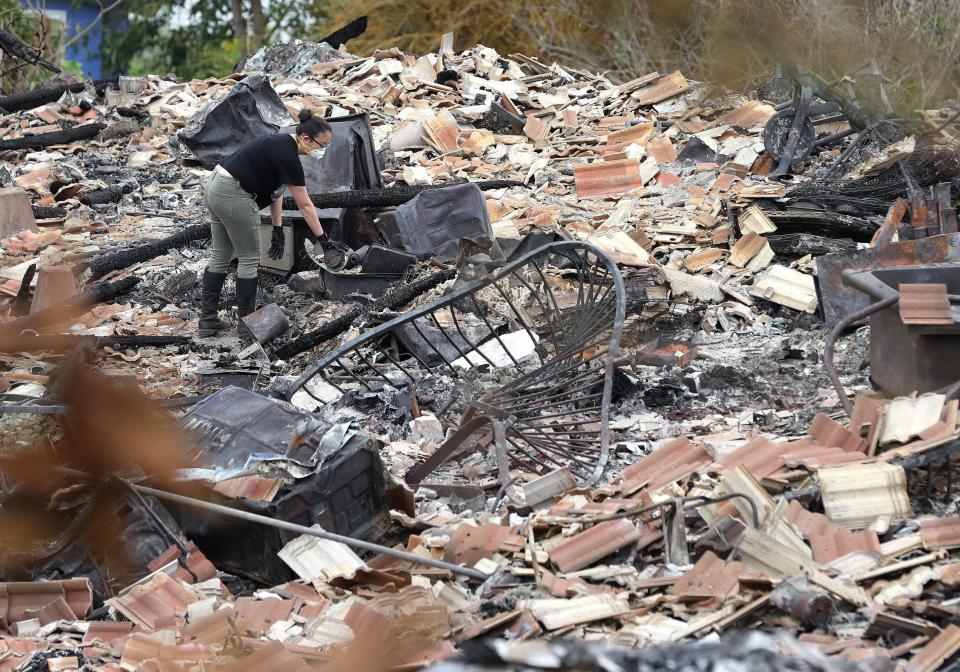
[574,159,643,199]
[548,519,642,572]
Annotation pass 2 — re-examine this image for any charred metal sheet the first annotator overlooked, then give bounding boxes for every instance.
[816,233,960,327]
[286,242,626,486]
[173,386,389,585]
[844,265,960,396]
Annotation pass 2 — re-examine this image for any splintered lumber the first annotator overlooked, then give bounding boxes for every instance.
[87,224,211,280]
[273,268,456,360]
[0,123,106,151]
[281,180,523,211]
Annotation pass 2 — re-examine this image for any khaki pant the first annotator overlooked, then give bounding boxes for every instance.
[204,171,261,279]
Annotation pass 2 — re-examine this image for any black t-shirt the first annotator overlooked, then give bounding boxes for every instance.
[220,133,306,209]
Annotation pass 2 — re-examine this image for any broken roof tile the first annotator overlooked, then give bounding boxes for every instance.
[278,531,369,582]
[906,624,960,672]
[786,500,881,563]
[548,519,642,573]
[212,475,283,502]
[920,515,960,550]
[898,283,954,325]
[819,463,911,529]
[0,579,92,631]
[632,71,689,105]
[107,573,195,632]
[808,413,867,453]
[619,437,713,495]
[667,551,759,602]
[442,523,524,566]
[574,159,643,199]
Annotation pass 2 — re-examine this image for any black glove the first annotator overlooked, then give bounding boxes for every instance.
[317,234,352,255]
[268,226,285,259]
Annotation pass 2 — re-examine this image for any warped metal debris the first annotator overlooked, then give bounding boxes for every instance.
[285,242,626,486]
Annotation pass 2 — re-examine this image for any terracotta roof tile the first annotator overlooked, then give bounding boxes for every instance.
[898,283,954,325]
[633,71,689,105]
[548,519,642,572]
[442,523,524,566]
[605,122,653,153]
[809,413,868,452]
[343,601,391,644]
[716,436,785,478]
[786,500,880,562]
[906,624,960,672]
[920,515,960,550]
[187,605,236,645]
[108,573,195,632]
[0,579,92,631]
[574,159,643,199]
[667,551,761,603]
[619,437,712,494]
[147,542,218,585]
[81,621,133,653]
[235,597,300,636]
[212,475,283,502]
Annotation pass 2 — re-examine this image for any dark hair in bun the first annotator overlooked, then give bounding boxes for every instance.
[296,108,332,139]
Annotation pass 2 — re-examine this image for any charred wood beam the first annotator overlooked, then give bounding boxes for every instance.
[0,78,116,114]
[273,268,456,360]
[0,26,60,74]
[0,122,105,151]
[79,179,139,206]
[32,204,68,219]
[318,16,367,48]
[281,180,524,211]
[0,277,139,339]
[0,333,190,354]
[766,233,858,258]
[87,224,211,280]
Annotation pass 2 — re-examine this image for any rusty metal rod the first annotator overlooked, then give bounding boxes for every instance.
[21,463,491,581]
[824,295,899,416]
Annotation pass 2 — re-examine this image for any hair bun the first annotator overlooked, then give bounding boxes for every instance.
[298,108,313,123]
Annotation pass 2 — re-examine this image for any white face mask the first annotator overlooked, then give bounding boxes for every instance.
[308,147,326,160]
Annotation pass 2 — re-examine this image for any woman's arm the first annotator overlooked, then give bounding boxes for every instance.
[289,185,325,237]
[270,195,283,227]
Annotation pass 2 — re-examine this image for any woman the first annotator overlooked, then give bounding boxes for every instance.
[198,109,347,336]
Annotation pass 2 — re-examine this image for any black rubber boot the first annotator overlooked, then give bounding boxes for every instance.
[198,270,230,337]
[235,277,258,318]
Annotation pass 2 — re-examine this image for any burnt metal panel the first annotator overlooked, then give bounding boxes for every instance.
[172,387,389,585]
[816,233,960,327]
[846,265,960,395]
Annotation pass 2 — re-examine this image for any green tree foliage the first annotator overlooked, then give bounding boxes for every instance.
[101,0,329,80]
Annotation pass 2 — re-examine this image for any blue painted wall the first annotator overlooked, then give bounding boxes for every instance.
[21,0,105,79]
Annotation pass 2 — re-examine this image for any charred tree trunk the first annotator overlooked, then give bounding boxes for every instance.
[0,26,60,73]
[0,78,116,113]
[273,268,456,360]
[281,180,523,211]
[87,224,211,280]
[0,122,105,151]
[0,277,139,339]
[79,179,139,206]
[0,333,189,354]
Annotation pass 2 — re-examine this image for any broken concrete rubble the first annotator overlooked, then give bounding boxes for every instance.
[0,28,959,672]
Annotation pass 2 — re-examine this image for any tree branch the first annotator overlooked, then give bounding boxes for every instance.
[58,0,123,58]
